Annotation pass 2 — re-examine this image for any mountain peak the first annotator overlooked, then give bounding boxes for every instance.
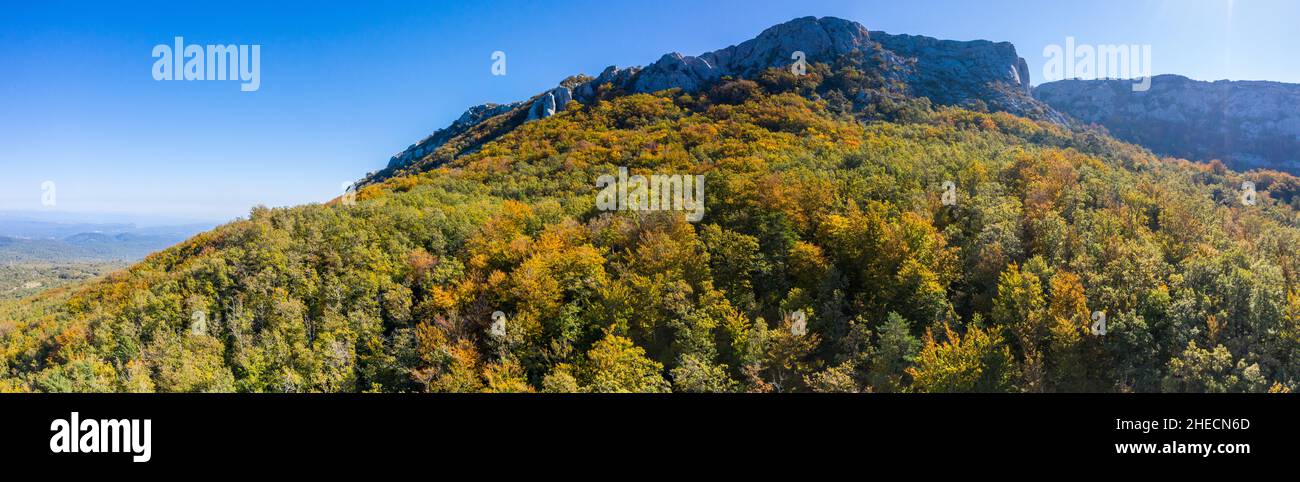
[366,16,1060,184]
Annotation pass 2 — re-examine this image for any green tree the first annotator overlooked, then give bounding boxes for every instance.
[908,323,1016,393]
[991,263,1047,391]
[579,331,669,393]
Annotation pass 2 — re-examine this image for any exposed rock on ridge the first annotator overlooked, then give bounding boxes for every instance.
[868,31,1062,123]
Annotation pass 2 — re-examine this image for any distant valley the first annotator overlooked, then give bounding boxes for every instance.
[0,261,125,301]
[0,232,196,264]
[0,214,216,300]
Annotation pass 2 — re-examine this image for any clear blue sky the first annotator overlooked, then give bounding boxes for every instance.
[1,0,1295,222]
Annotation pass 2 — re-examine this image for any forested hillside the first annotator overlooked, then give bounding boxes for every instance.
[3,62,1299,393]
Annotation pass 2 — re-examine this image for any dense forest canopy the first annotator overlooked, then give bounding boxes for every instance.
[2,62,1299,393]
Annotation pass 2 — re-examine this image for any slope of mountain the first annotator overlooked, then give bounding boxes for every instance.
[2,17,1299,394]
[1036,74,1300,175]
[366,16,1064,185]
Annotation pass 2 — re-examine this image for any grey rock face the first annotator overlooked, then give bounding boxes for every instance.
[703,16,876,78]
[527,86,573,121]
[1037,75,1300,174]
[872,32,1028,91]
[453,103,517,129]
[553,86,572,109]
[1017,58,1032,93]
[576,66,640,101]
[870,31,1063,122]
[632,53,722,94]
[628,16,877,94]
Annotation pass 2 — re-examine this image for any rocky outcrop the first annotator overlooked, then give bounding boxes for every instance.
[630,53,720,94]
[574,66,639,102]
[369,16,1067,183]
[869,31,1063,122]
[1036,75,1300,174]
[628,16,880,94]
[526,86,573,121]
[872,32,1030,94]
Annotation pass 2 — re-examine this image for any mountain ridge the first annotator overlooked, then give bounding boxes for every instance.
[1036,74,1300,175]
[364,16,1060,185]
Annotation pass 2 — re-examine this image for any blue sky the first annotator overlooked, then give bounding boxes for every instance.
[1,0,1295,222]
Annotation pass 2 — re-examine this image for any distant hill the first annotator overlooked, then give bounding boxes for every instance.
[0,233,191,263]
[0,216,214,264]
[1036,75,1300,175]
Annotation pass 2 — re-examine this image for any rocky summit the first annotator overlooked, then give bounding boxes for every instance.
[366,16,1058,183]
[1037,74,1300,174]
[372,16,1300,183]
